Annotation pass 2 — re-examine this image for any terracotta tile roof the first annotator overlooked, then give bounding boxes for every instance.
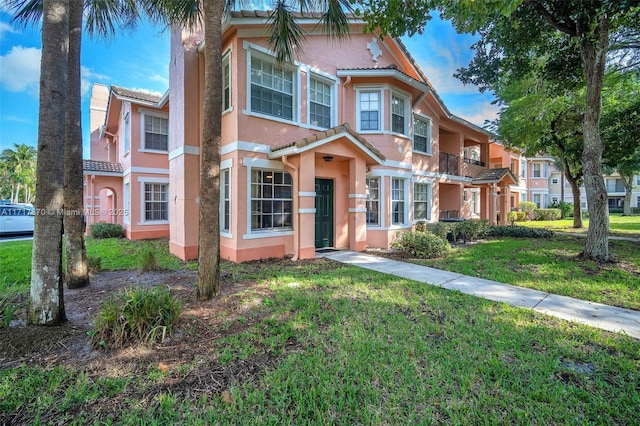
[111,85,162,104]
[271,123,385,161]
[229,10,356,20]
[472,167,518,184]
[83,160,123,174]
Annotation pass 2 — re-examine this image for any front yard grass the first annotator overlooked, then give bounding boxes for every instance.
[517,213,640,237]
[2,259,640,424]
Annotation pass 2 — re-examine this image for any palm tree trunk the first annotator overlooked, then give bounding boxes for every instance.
[579,20,609,262]
[64,0,89,289]
[29,0,68,325]
[197,0,224,300]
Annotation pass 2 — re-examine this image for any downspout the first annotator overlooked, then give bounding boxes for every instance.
[282,155,299,261]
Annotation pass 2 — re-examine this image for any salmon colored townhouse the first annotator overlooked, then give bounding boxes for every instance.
[85,11,524,263]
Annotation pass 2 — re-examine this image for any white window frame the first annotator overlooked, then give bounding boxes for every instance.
[137,177,169,225]
[520,159,527,178]
[413,181,432,222]
[533,193,542,208]
[222,50,232,113]
[390,91,410,136]
[366,176,381,226]
[123,179,130,225]
[123,112,130,155]
[533,163,542,178]
[220,159,233,237]
[413,113,432,155]
[551,178,559,184]
[246,46,298,124]
[356,86,384,133]
[391,177,408,226]
[471,189,480,216]
[139,109,169,153]
[307,72,337,129]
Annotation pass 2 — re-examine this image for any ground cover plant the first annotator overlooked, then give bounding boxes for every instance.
[516,213,640,237]
[0,257,639,424]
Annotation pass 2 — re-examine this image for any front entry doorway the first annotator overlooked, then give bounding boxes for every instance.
[315,178,334,248]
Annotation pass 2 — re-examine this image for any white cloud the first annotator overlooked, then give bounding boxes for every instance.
[148,73,169,86]
[4,115,32,124]
[452,102,501,128]
[81,66,110,97]
[0,21,18,39]
[0,45,40,94]
[130,88,163,97]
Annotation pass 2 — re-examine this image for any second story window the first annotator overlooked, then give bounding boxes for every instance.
[391,94,408,135]
[250,55,294,120]
[309,77,332,129]
[223,51,231,112]
[358,90,381,131]
[413,116,432,154]
[124,112,130,154]
[143,114,168,151]
[533,163,542,178]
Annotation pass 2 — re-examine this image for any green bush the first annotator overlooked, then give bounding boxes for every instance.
[414,221,428,232]
[520,201,537,218]
[534,208,562,221]
[433,222,450,240]
[392,231,451,259]
[457,219,490,242]
[631,207,640,214]
[91,286,182,349]
[507,211,518,225]
[549,201,572,219]
[90,222,124,239]
[489,226,554,238]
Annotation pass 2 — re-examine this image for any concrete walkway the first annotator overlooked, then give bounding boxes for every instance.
[323,251,640,339]
[554,231,640,243]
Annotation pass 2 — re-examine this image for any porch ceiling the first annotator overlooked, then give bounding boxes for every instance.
[268,123,385,165]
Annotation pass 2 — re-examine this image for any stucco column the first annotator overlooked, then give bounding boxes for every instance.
[297,151,316,259]
[168,27,201,261]
[490,183,498,226]
[348,158,367,252]
[499,184,510,225]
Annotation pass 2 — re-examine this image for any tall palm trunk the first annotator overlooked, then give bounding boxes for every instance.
[64,0,89,289]
[29,0,68,325]
[579,20,609,261]
[197,0,224,300]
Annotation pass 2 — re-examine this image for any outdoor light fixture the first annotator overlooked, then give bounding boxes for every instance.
[322,155,334,162]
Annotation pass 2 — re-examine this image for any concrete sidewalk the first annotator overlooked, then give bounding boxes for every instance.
[323,251,640,339]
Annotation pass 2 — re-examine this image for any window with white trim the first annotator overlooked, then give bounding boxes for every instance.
[366,177,380,226]
[520,159,527,178]
[533,193,542,208]
[358,90,381,131]
[223,51,231,111]
[250,169,293,231]
[309,76,332,129]
[413,116,432,154]
[391,178,406,225]
[471,191,480,215]
[413,182,431,221]
[124,112,130,154]
[521,192,527,202]
[144,183,168,221]
[551,178,559,184]
[143,114,168,151]
[250,55,294,120]
[124,182,130,224]
[551,196,559,204]
[391,93,408,134]
[533,163,542,178]
[221,169,231,232]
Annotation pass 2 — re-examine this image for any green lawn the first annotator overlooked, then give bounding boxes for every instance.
[518,213,640,237]
[2,259,640,424]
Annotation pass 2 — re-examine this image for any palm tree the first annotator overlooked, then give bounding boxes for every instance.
[196,0,353,299]
[29,0,69,325]
[0,143,37,203]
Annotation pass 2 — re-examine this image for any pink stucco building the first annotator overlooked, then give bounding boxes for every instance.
[86,12,522,262]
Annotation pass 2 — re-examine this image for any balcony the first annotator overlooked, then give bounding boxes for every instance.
[439,209,460,219]
[439,152,459,176]
[463,157,485,167]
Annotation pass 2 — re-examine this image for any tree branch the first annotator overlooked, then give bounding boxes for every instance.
[527,0,576,36]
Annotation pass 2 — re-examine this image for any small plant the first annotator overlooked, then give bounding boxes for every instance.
[520,201,537,220]
[533,208,562,221]
[549,201,572,219]
[139,248,160,272]
[90,222,124,239]
[392,230,451,259]
[2,304,17,329]
[87,255,102,272]
[91,286,182,349]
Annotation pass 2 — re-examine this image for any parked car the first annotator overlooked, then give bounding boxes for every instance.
[0,204,35,237]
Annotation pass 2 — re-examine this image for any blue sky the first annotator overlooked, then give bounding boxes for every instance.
[0,10,498,158]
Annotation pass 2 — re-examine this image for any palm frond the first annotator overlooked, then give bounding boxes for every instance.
[6,0,43,27]
[317,0,351,41]
[267,0,306,63]
[84,0,125,39]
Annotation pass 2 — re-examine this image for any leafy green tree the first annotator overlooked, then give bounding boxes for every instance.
[360,0,640,261]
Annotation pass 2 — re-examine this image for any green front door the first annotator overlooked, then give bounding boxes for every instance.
[315,179,334,248]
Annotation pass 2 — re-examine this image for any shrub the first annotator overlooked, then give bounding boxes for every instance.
[520,201,537,219]
[414,221,428,232]
[457,219,489,242]
[489,226,554,238]
[392,231,451,259]
[433,222,450,240]
[91,286,182,349]
[631,207,640,214]
[507,211,518,226]
[549,201,572,219]
[534,208,561,221]
[90,222,124,239]
[139,248,160,272]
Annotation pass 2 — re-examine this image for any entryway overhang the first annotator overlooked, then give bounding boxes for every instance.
[472,167,518,186]
[471,167,518,226]
[268,123,385,165]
